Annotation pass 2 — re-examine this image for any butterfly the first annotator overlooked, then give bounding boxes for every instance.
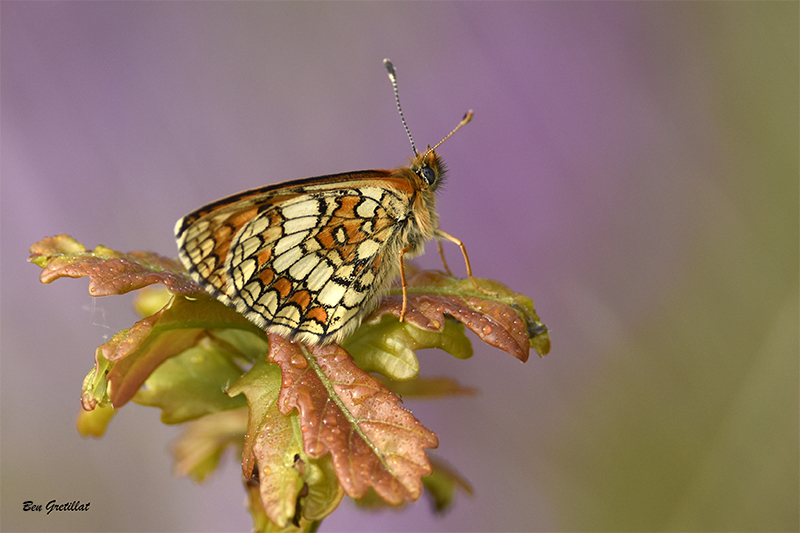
[175,59,488,346]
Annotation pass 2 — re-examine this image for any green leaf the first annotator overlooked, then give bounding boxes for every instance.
[343,316,472,381]
[80,347,113,412]
[76,404,116,438]
[374,376,477,399]
[171,408,249,482]
[422,456,474,513]
[134,336,250,424]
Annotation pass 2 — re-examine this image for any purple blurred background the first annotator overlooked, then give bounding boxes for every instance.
[2,3,797,532]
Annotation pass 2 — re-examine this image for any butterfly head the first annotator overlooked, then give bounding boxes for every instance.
[410,148,447,191]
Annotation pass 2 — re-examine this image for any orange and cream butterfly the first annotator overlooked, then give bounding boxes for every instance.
[175,59,486,346]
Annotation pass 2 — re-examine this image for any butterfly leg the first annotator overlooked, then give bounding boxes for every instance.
[435,229,496,296]
[397,244,414,322]
[437,238,455,276]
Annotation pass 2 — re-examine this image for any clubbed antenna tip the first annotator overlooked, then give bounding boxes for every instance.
[383,58,417,156]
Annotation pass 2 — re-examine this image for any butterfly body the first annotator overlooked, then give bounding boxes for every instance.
[175,150,445,345]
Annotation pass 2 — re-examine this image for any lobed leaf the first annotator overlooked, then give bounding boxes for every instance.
[267,335,439,505]
[77,294,263,423]
[353,455,473,514]
[29,234,202,296]
[370,270,551,362]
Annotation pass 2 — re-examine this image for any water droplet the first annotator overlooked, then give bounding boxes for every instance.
[282,377,293,387]
[482,325,493,335]
[290,354,307,369]
[308,443,323,455]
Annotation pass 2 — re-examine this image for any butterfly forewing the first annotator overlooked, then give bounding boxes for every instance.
[175,171,423,345]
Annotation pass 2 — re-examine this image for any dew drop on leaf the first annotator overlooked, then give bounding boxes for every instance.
[349,387,368,403]
[308,442,323,455]
[289,354,307,369]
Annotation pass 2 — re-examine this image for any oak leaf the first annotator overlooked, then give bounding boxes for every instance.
[267,335,439,505]
[355,455,474,514]
[29,234,201,296]
[371,270,550,363]
[82,294,260,415]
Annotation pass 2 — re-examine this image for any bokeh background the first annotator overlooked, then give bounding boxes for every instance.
[2,3,797,532]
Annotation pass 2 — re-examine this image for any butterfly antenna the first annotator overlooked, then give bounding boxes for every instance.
[423,110,474,159]
[383,59,418,156]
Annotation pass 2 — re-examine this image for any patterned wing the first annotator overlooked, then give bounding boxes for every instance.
[176,177,413,345]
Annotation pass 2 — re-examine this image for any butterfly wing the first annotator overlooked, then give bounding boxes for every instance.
[175,171,414,345]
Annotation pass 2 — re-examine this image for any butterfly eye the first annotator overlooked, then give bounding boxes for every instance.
[419,166,436,186]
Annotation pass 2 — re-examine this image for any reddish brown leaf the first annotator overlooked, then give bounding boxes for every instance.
[352,455,473,514]
[106,325,207,409]
[369,270,551,362]
[267,335,439,505]
[29,234,202,296]
[88,295,258,409]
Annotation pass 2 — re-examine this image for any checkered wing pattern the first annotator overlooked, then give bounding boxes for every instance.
[175,172,414,345]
